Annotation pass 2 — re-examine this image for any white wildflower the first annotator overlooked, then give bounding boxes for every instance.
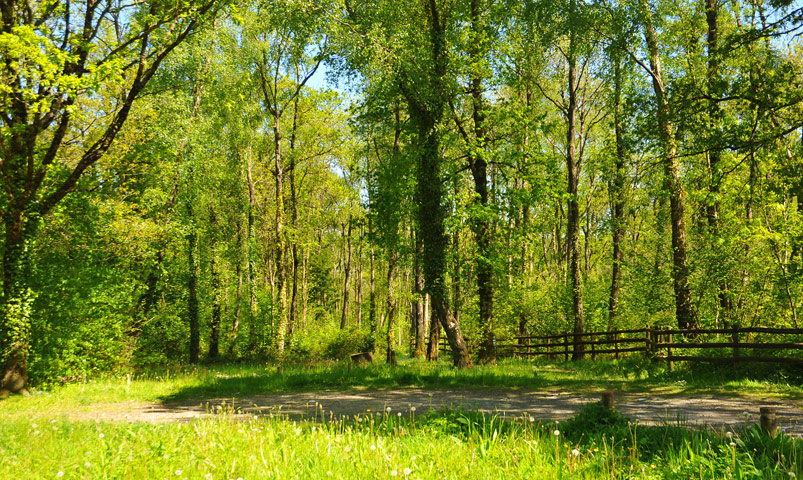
[175,469,182,476]
[84,462,91,468]
[56,472,64,478]
[404,467,412,475]
[553,430,560,436]
[99,433,105,439]
[370,445,377,451]
[390,471,398,477]
[572,449,580,457]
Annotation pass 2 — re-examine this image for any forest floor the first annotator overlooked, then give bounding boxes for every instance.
[6,359,803,434]
[47,388,803,436]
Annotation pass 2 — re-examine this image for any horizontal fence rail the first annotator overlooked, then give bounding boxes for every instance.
[436,326,803,366]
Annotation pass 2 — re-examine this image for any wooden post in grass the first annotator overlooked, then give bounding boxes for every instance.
[601,392,614,410]
[564,334,569,362]
[591,338,596,360]
[666,327,673,372]
[732,326,740,367]
[760,407,778,436]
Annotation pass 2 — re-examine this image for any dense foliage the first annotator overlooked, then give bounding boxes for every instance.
[1,0,802,386]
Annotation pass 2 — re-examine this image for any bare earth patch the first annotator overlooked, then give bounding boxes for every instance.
[62,389,803,435]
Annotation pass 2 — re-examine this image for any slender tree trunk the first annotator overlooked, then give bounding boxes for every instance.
[247,158,259,352]
[208,203,221,359]
[187,202,200,364]
[273,123,288,352]
[705,0,732,321]
[640,0,698,330]
[413,233,427,358]
[386,251,397,365]
[288,95,301,343]
[426,294,439,361]
[369,246,377,352]
[341,217,353,329]
[608,57,627,330]
[565,15,585,360]
[356,226,363,327]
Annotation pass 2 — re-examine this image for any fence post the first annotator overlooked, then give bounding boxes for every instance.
[546,337,551,360]
[564,334,569,362]
[760,407,778,436]
[666,327,673,372]
[732,326,740,367]
[614,332,620,360]
[591,336,596,360]
[646,326,654,360]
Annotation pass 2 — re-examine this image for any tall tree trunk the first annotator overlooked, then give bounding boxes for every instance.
[356,226,363,327]
[247,157,259,352]
[386,251,397,365]
[413,118,472,368]
[705,0,732,321]
[640,0,698,330]
[288,95,301,343]
[608,57,627,330]
[465,0,496,365]
[369,246,377,352]
[566,13,585,360]
[341,217,353,329]
[187,201,200,364]
[273,123,288,352]
[208,202,222,359]
[1,211,38,394]
[426,294,439,361]
[413,233,427,358]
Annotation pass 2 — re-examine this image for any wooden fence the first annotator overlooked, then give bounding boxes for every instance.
[438,326,803,366]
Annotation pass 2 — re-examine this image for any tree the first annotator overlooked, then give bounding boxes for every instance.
[0,0,218,394]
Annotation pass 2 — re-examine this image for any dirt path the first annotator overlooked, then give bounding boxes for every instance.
[71,389,803,435]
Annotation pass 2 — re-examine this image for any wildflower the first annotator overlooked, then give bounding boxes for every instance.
[529,416,535,423]
[788,473,795,478]
[397,412,402,417]
[344,445,352,453]
[175,470,183,476]
[410,407,416,412]
[370,445,377,451]
[730,442,736,447]
[99,433,105,439]
[327,472,332,476]
[403,467,412,475]
[650,464,656,469]
[412,455,416,461]
[205,474,214,480]
[387,407,392,413]
[572,449,580,457]
[164,454,170,460]
[32,423,37,429]
[553,430,560,436]
[726,431,733,438]
[391,471,398,477]
[56,472,64,478]
[367,409,371,412]
[85,462,91,468]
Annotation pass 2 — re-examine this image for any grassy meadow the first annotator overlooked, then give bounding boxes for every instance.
[1,359,801,479]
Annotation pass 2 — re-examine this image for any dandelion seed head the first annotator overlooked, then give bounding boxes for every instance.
[386,407,392,413]
[56,472,64,478]
[553,429,560,436]
[403,467,412,475]
[572,449,580,457]
[84,462,91,468]
[175,469,182,476]
[390,470,398,477]
[370,445,377,451]
[410,407,416,412]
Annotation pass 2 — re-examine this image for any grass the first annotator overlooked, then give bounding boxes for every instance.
[2,357,800,419]
[1,358,801,479]
[1,403,800,479]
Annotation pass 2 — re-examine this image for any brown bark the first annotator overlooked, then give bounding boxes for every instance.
[565,7,585,359]
[608,57,626,330]
[413,234,427,358]
[640,0,698,329]
[341,217,353,329]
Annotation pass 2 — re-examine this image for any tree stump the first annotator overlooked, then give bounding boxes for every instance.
[351,352,375,365]
[760,407,778,436]
[601,392,614,410]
